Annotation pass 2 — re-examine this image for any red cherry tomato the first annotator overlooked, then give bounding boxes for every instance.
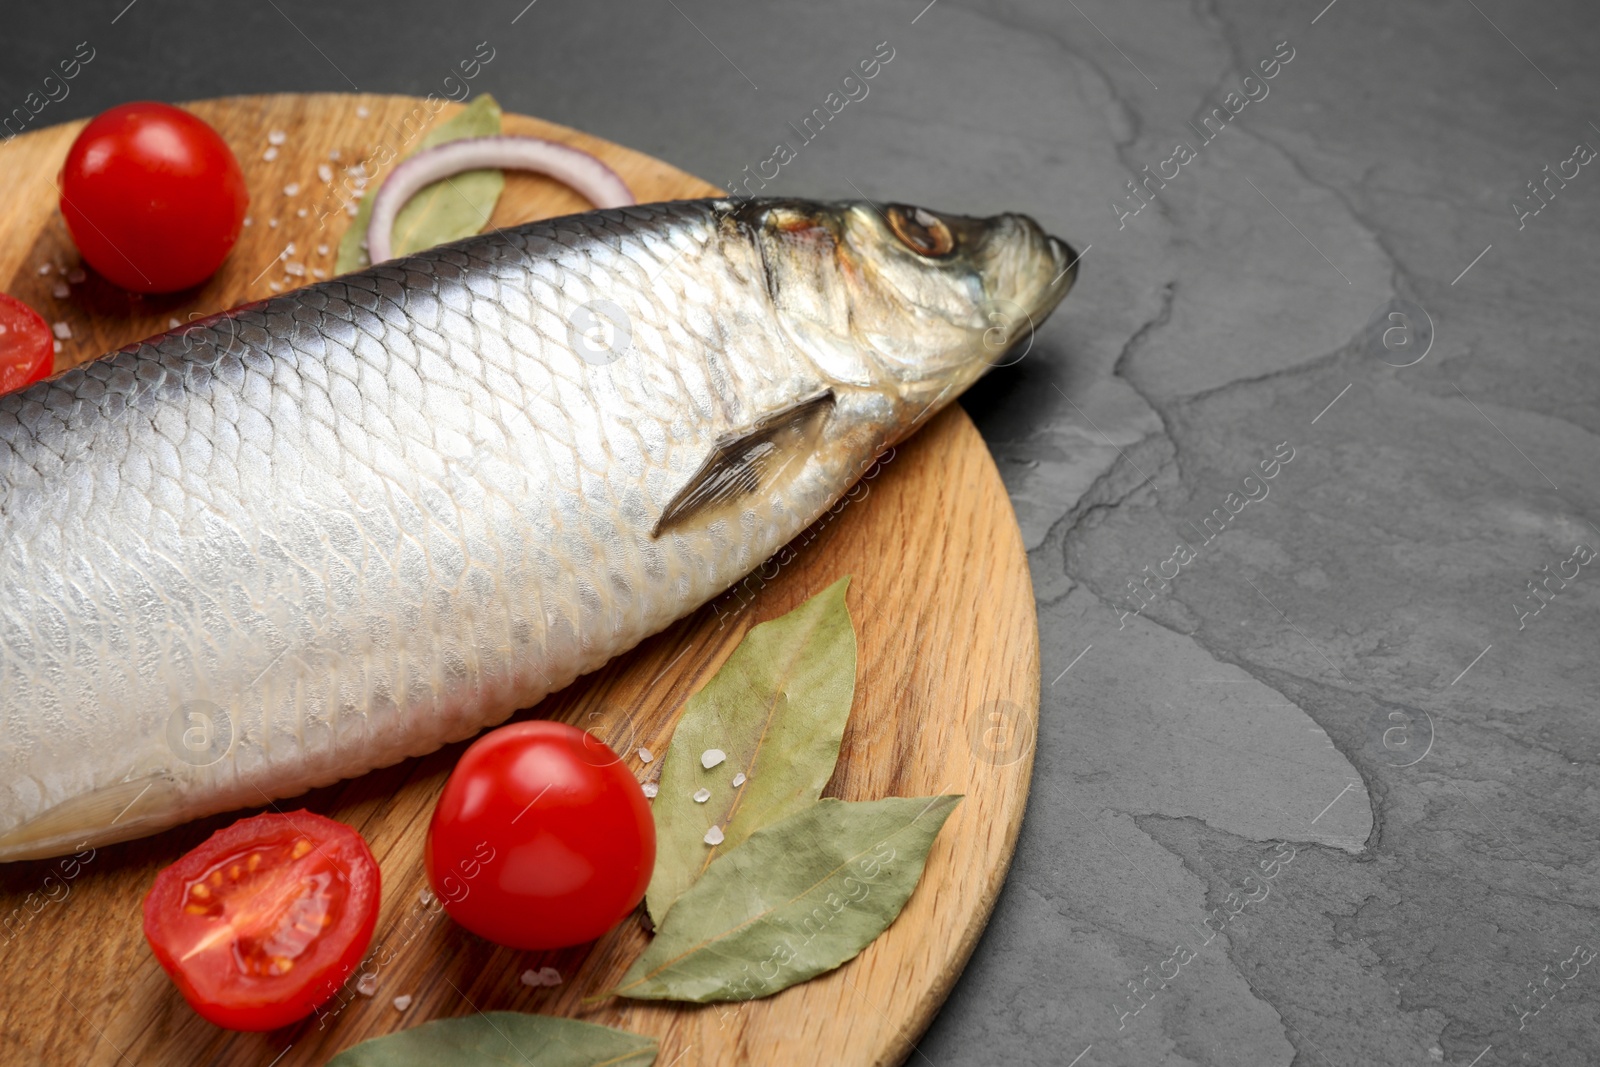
[142,810,380,1031]
[426,720,655,950]
[0,293,54,394]
[59,101,248,293]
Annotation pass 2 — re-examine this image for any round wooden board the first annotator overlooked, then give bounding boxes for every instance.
[0,94,1039,1067]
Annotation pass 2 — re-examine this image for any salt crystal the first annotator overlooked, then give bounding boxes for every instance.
[312,268,328,279]
[642,782,658,798]
[284,262,306,277]
[242,216,253,226]
[701,749,726,769]
[52,339,61,353]
[263,146,278,161]
[356,105,370,118]
[519,969,540,987]
[0,324,9,335]
[637,747,653,763]
[57,264,69,275]
[297,208,308,218]
[269,281,282,292]
[316,244,329,256]
[268,129,287,145]
[346,202,360,216]
[392,994,413,1011]
[285,242,296,255]
[36,263,50,275]
[732,772,746,787]
[317,163,333,183]
[356,972,378,996]
[168,318,181,329]
[268,218,279,228]
[419,887,434,905]
[349,162,368,179]
[693,788,711,803]
[329,148,342,159]
[283,182,300,196]
[66,268,86,284]
[51,321,71,340]
[538,967,562,986]
[51,283,68,299]
[704,825,725,846]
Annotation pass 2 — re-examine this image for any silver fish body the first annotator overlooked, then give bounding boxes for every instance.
[0,198,1074,860]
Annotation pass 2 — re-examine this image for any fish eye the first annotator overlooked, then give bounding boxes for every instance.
[886,205,955,258]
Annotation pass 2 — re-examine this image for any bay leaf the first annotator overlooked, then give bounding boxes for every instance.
[335,92,505,274]
[645,576,857,923]
[617,795,961,1003]
[325,1011,657,1066]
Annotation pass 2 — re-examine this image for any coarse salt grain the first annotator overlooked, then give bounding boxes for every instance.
[51,283,68,299]
[268,129,286,145]
[168,318,181,329]
[693,788,711,803]
[642,782,658,798]
[66,268,85,284]
[732,772,746,787]
[268,218,279,228]
[537,967,562,986]
[704,825,725,846]
[297,208,308,218]
[317,163,333,183]
[284,262,306,277]
[356,972,379,996]
[52,339,60,353]
[283,182,300,196]
[519,969,540,987]
[329,148,342,160]
[269,281,282,292]
[37,263,50,275]
[392,994,413,1011]
[701,749,726,769]
[419,888,434,905]
[263,147,278,161]
[312,268,327,279]
[637,747,653,763]
[242,216,252,226]
[51,321,71,340]
[356,105,370,117]
[0,324,9,336]
[317,244,329,256]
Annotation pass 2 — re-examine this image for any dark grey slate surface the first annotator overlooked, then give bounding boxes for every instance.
[6,2,1598,1064]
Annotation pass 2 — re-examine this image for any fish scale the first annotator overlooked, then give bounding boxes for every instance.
[0,197,1075,859]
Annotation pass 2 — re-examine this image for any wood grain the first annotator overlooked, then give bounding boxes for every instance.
[0,94,1039,1067]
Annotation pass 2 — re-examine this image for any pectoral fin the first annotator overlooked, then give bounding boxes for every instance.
[653,390,835,537]
[0,773,181,862]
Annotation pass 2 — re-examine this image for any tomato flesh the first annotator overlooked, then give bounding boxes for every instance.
[426,720,655,950]
[0,293,54,394]
[59,101,248,293]
[143,811,379,1031]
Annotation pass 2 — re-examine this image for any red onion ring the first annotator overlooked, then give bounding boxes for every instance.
[364,135,635,264]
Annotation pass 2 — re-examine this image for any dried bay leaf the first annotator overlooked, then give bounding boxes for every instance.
[336,93,505,274]
[325,1011,657,1066]
[617,795,961,1003]
[645,576,857,923]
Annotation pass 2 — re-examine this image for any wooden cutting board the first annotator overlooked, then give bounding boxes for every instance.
[0,94,1039,1067]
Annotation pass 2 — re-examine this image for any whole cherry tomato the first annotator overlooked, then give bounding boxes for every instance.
[425,720,655,950]
[59,101,248,293]
[142,810,380,1031]
[0,293,54,394]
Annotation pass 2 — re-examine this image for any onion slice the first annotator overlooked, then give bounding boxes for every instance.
[365,135,635,264]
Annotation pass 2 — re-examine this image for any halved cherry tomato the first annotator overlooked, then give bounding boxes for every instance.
[59,101,248,293]
[0,293,54,394]
[142,810,380,1031]
[425,720,655,950]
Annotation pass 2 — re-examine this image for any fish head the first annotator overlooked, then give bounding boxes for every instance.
[745,199,1077,430]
